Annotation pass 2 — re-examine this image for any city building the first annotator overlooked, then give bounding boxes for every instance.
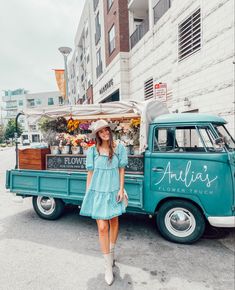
[68,0,234,133]
[1,89,64,143]
[68,0,130,104]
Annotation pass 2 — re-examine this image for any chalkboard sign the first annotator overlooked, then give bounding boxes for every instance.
[46,154,144,174]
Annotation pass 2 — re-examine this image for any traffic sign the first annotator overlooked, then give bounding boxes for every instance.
[154,83,167,102]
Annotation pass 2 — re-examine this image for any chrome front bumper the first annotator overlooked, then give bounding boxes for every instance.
[208,216,235,227]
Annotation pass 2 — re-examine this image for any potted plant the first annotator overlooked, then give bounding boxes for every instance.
[41,130,60,154]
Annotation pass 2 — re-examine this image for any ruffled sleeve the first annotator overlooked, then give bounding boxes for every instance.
[118,143,128,168]
[86,146,95,170]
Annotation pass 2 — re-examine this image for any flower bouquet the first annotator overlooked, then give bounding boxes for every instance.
[70,134,86,154]
[80,139,96,155]
[129,118,140,154]
[67,118,80,134]
[79,122,91,133]
[46,130,60,154]
[56,133,71,154]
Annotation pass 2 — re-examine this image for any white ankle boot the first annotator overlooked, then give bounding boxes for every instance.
[103,253,114,285]
[110,243,115,267]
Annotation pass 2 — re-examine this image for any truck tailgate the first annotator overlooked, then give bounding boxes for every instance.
[7,169,144,208]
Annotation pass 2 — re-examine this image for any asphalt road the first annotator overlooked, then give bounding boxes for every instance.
[0,147,234,290]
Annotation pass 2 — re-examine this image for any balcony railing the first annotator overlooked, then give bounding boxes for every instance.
[153,0,171,24]
[130,17,149,49]
[96,62,103,78]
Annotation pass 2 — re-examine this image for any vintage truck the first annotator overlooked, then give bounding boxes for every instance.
[5,100,235,244]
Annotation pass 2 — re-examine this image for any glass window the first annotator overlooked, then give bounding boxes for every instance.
[108,25,115,55]
[213,125,235,151]
[153,127,175,152]
[107,0,113,11]
[28,99,35,107]
[96,49,101,66]
[48,98,54,105]
[58,96,64,105]
[29,125,37,131]
[18,100,23,106]
[32,134,40,142]
[153,126,220,153]
[93,0,99,11]
[96,48,103,78]
[36,99,41,105]
[95,12,101,44]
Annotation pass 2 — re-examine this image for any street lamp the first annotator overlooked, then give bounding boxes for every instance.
[15,112,24,169]
[58,46,72,105]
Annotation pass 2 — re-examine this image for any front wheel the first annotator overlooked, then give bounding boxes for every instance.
[156,200,205,244]
[32,196,65,220]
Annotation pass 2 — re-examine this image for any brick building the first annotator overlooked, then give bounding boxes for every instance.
[68,0,234,133]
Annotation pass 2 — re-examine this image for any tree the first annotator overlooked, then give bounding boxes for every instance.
[0,124,5,143]
[4,119,23,140]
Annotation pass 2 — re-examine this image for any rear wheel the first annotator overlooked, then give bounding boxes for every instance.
[156,200,205,244]
[32,196,65,220]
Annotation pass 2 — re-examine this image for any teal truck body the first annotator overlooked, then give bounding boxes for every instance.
[5,113,235,244]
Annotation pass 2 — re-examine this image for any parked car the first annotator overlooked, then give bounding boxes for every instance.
[22,139,30,146]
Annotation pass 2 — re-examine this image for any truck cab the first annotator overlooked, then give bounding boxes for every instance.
[143,113,235,243]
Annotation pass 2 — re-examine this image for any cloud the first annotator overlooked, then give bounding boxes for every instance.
[0,0,85,93]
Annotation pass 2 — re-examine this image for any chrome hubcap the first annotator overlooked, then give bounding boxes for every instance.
[165,207,196,238]
[37,196,56,215]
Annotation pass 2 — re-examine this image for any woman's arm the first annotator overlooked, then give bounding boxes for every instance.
[119,168,125,192]
[86,170,93,192]
[117,168,125,202]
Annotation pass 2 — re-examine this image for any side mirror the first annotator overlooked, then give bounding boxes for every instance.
[214,137,224,145]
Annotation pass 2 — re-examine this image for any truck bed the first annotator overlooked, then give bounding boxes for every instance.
[6,169,144,210]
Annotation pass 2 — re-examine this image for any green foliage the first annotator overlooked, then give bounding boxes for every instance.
[38,117,68,146]
[4,119,23,140]
[0,124,5,143]
[38,117,68,133]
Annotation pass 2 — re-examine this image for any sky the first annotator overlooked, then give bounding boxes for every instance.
[0,0,86,94]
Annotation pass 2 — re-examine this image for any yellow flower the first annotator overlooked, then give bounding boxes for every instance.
[130,118,140,127]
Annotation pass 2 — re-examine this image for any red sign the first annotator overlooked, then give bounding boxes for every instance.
[154,83,167,102]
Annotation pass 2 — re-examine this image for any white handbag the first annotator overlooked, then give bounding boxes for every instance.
[123,189,129,207]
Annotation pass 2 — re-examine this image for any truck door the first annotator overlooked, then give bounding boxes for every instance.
[213,124,235,210]
[149,124,234,217]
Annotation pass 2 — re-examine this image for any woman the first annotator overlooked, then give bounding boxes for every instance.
[79,119,128,286]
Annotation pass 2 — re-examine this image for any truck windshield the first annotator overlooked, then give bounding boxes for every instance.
[213,125,235,151]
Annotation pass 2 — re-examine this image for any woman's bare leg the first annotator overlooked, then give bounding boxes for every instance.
[96,219,114,284]
[109,216,119,244]
[96,219,110,254]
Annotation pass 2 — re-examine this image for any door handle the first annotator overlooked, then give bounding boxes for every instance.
[152,167,164,172]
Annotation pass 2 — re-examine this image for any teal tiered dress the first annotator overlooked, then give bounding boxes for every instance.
[79,142,128,220]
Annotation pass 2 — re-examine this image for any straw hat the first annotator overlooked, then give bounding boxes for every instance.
[89,119,116,138]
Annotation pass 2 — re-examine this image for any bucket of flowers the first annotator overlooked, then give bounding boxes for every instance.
[47,131,61,154]
[129,118,141,155]
[70,134,86,154]
[57,133,71,154]
[80,138,96,155]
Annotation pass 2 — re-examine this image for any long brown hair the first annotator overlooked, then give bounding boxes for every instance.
[95,127,115,161]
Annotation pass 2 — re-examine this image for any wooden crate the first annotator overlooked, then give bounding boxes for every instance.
[19,148,50,170]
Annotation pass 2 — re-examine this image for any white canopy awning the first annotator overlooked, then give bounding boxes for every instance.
[24,99,169,152]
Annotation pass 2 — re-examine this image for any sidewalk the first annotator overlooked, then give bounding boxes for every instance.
[0,146,15,151]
